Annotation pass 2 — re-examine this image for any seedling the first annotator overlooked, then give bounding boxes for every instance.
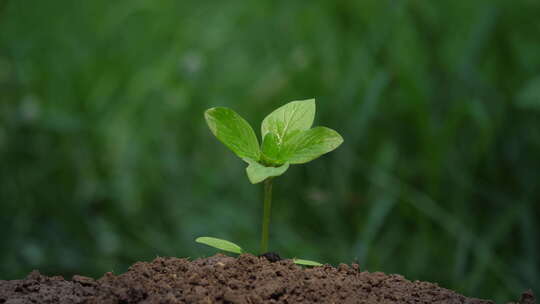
[195,236,323,266]
[197,99,343,266]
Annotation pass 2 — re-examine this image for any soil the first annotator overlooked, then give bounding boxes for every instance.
[0,253,535,304]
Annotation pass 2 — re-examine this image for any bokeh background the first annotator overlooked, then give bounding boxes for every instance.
[1,0,539,301]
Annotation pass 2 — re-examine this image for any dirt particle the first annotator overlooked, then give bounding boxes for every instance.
[72,275,96,287]
[259,252,282,263]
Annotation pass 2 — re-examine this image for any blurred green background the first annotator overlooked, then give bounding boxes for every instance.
[1,0,539,302]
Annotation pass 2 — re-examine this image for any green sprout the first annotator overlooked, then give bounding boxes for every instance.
[195,237,323,266]
[196,99,343,266]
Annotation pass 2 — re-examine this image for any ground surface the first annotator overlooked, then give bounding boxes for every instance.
[0,254,535,304]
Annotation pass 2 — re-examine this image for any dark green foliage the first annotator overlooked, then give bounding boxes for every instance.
[0,0,539,302]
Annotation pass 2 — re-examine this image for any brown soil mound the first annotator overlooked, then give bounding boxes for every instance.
[0,254,534,304]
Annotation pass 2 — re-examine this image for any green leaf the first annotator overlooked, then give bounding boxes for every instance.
[195,237,244,254]
[205,107,260,160]
[293,258,323,266]
[261,99,315,142]
[243,158,289,184]
[280,127,343,164]
[261,132,283,165]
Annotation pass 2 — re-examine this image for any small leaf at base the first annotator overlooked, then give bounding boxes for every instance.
[243,158,289,184]
[195,237,243,254]
[292,258,323,266]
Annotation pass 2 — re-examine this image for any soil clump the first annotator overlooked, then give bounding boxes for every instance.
[0,254,535,304]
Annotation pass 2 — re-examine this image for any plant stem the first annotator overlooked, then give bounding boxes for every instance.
[260,178,273,253]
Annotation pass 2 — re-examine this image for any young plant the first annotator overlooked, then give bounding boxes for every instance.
[195,236,323,266]
[197,98,343,266]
